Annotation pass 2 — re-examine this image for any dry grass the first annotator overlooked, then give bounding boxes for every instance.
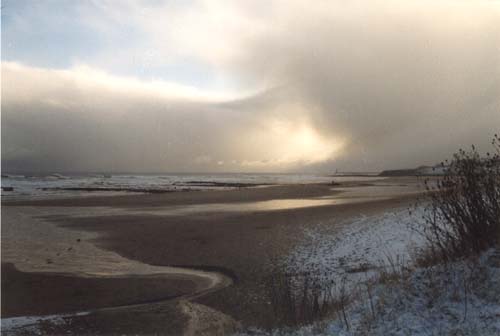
[414,134,500,265]
[263,261,353,331]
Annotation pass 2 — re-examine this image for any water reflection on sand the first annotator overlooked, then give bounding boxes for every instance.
[328,184,425,199]
[2,207,224,282]
[134,198,364,216]
[130,183,423,216]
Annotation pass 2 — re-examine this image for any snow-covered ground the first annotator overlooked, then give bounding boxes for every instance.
[1,312,90,336]
[284,207,426,285]
[322,248,500,336]
[245,207,500,335]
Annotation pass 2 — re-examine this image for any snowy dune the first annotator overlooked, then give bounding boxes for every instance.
[242,207,500,335]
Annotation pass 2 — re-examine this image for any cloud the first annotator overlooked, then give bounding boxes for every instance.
[2,62,342,172]
[90,0,500,170]
[2,1,500,173]
[215,0,500,170]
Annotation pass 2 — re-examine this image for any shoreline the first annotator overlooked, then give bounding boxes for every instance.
[1,177,423,334]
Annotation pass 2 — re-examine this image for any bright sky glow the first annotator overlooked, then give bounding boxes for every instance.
[2,0,499,173]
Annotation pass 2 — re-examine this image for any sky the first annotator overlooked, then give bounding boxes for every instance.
[2,0,500,173]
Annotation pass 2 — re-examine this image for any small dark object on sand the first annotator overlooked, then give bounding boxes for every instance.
[76,238,81,242]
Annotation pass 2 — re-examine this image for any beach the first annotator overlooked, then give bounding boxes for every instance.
[1,176,424,335]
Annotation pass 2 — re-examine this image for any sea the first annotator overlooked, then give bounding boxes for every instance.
[0,172,380,200]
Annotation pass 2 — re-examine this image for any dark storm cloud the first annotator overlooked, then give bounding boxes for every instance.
[230,1,500,170]
[2,1,500,173]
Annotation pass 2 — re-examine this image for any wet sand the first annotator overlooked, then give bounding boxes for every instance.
[2,263,196,317]
[1,177,424,334]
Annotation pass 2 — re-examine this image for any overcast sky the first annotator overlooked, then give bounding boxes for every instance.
[2,0,500,173]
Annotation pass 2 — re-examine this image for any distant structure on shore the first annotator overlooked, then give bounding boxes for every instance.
[330,171,380,177]
[379,165,448,177]
[330,165,448,177]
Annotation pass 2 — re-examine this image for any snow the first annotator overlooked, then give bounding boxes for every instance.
[322,249,500,336]
[242,207,500,335]
[1,312,89,335]
[284,207,426,286]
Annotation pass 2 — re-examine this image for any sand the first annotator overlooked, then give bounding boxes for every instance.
[1,176,424,334]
